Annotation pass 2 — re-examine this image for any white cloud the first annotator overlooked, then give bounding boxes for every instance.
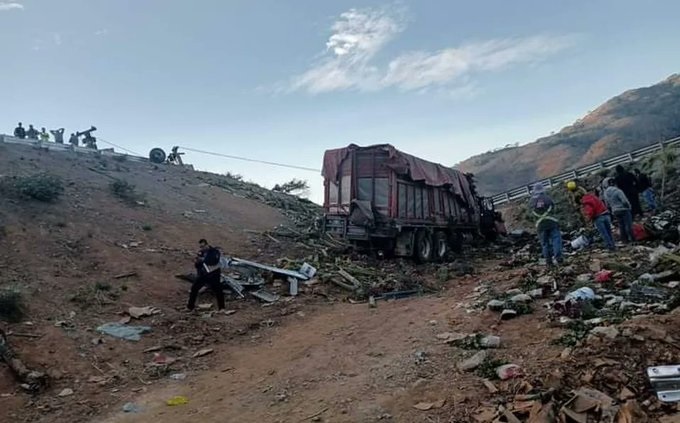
[95,29,109,36]
[287,7,577,95]
[289,7,405,94]
[0,2,23,11]
[53,33,62,46]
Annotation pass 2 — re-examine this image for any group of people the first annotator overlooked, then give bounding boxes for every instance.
[530,165,657,265]
[13,122,97,149]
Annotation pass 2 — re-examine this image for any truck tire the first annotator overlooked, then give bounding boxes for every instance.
[414,230,433,263]
[149,148,166,164]
[434,231,449,262]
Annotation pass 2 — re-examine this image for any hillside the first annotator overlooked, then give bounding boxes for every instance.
[457,73,680,194]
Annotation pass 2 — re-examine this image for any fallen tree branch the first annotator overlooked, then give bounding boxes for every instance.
[0,329,48,391]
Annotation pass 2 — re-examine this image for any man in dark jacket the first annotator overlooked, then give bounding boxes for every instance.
[634,169,656,213]
[13,123,26,139]
[187,239,225,311]
[614,165,642,218]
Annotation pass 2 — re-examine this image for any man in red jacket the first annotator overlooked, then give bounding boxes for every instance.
[576,191,616,251]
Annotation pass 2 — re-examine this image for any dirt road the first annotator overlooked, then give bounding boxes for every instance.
[100,267,561,423]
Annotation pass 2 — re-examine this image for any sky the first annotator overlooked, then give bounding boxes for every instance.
[2,0,680,204]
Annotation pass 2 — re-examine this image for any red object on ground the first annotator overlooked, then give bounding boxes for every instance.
[633,223,649,241]
[595,270,614,283]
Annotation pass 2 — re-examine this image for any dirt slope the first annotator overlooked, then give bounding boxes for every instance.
[0,142,296,422]
[458,73,680,194]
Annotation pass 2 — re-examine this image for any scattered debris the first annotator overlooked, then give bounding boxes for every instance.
[192,348,214,358]
[96,322,151,342]
[122,402,141,413]
[458,351,488,372]
[496,364,523,380]
[413,399,445,411]
[166,396,189,406]
[128,306,161,319]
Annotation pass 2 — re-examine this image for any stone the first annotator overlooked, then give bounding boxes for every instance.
[605,296,624,307]
[506,288,523,296]
[528,289,544,299]
[501,309,518,320]
[590,326,619,339]
[479,335,501,349]
[585,318,604,326]
[487,300,505,312]
[57,388,74,397]
[668,281,680,289]
[560,347,572,359]
[510,294,532,304]
[537,275,555,285]
[576,273,592,283]
[458,351,488,372]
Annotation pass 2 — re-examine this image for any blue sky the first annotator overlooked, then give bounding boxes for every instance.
[2,0,680,203]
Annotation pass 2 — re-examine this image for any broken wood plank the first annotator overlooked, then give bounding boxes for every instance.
[114,271,138,279]
[337,269,361,288]
[330,278,356,292]
[6,332,42,339]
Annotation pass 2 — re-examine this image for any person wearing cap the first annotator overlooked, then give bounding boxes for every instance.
[604,178,634,243]
[529,183,563,265]
[575,190,616,251]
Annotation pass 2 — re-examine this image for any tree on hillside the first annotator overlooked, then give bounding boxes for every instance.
[272,178,310,197]
[653,145,678,201]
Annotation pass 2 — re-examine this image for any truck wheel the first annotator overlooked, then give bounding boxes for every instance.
[414,230,433,263]
[149,148,166,164]
[434,231,449,262]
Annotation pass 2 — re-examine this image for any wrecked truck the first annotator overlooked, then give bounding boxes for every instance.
[322,144,497,262]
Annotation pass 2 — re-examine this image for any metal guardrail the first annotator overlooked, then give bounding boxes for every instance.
[0,134,148,162]
[491,136,680,206]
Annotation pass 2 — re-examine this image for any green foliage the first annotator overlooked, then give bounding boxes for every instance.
[552,320,589,346]
[70,282,120,309]
[272,178,310,196]
[110,179,142,204]
[0,286,24,323]
[142,224,153,231]
[1,173,64,202]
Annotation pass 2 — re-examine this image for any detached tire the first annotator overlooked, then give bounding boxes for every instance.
[414,230,433,263]
[434,231,449,262]
[149,148,166,164]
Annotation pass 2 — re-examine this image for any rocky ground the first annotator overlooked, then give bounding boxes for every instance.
[2,142,680,422]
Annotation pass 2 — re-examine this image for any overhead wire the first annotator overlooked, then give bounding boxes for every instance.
[97,137,144,157]
[93,137,321,174]
[178,146,322,173]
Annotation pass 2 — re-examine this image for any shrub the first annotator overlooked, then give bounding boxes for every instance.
[142,224,153,231]
[272,178,310,196]
[0,287,25,323]
[1,173,64,202]
[110,179,142,204]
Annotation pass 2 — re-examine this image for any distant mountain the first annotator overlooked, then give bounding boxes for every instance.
[456,74,680,195]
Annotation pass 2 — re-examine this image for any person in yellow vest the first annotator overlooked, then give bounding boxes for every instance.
[529,183,563,265]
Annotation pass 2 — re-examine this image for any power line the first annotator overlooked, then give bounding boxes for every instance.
[178,146,321,173]
[97,137,143,157]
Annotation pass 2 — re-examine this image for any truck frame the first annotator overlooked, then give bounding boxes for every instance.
[322,144,496,262]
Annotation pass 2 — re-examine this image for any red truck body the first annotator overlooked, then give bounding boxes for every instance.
[322,144,495,261]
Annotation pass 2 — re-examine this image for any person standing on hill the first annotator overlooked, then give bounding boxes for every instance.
[614,165,642,218]
[13,122,26,139]
[50,128,65,144]
[634,169,656,213]
[529,183,563,265]
[576,191,616,251]
[604,178,634,243]
[26,124,39,140]
[187,239,225,312]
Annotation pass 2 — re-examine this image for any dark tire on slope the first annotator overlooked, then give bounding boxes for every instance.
[149,148,166,164]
